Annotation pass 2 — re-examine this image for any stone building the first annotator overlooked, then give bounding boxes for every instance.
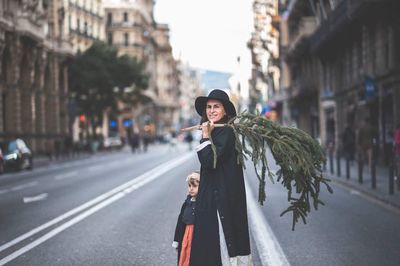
[63,0,105,53]
[0,0,73,154]
[104,0,180,138]
[248,0,281,118]
[153,23,180,133]
[280,0,320,138]
[178,61,203,127]
[280,0,400,164]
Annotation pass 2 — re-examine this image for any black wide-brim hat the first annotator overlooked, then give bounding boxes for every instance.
[195,89,237,117]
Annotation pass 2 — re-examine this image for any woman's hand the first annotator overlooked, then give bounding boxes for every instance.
[201,121,214,139]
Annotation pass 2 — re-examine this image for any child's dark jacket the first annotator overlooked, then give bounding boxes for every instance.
[173,195,195,263]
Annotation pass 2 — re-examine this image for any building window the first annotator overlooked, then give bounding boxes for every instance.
[68,15,71,30]
[107,12,112,26]
[107,33,113,45]
[77,18,80,32]
[123,12,128,22]
[84,21,88,35]
[124,33,129,47]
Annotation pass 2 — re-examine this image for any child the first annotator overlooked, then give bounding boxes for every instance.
[172,171,200,266]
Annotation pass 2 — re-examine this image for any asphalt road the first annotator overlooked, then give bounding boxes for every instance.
[0,143,399,266]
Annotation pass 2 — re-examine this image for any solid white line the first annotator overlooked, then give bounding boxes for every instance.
[245,177,290,266]
[0,152,194,264]
[0,192,125,266]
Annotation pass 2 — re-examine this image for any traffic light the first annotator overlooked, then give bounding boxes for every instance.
[79,115,86,123]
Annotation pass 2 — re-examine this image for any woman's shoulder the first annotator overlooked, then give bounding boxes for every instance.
[214,125,234,135]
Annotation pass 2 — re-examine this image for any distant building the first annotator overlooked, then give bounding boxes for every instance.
[103,0,179,138]
[153,24,180,133]
[0,0,73,154]
[64,0,105,53]
[248,0,280,118]
[200,70,232,91]
[178,62,203,127]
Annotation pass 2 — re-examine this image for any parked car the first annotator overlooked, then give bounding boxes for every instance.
[0,139,33,172]
[102,134,123,150]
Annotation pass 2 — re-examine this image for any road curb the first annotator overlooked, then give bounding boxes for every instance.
[326,173,400,211]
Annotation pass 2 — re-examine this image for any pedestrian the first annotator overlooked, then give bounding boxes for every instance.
[142,133,150,152]
[357,118,375,171]
[169,131,178,152]
[172,171,200,266]
[184,132,194,151]
[341,124,355,162]
[130,128,140,153]
[191,89,252,265]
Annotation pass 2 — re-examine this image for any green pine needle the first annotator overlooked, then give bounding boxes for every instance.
[208,111,333,230]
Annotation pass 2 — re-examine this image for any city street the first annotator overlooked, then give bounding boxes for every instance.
[0,144,399,266]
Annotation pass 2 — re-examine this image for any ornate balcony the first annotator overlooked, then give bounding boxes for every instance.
[288,16,316,53]
[310,0,389,53]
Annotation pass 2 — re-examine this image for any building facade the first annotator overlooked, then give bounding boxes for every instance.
[280,0,400,164]
[248,0,281,119]
[104,0,179,138]
[64,0,105,53]
[0,0,73,153]
[178,61,203,128]
[153,23,180,134]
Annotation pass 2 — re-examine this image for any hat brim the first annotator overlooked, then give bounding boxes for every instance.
[195,96,237,117]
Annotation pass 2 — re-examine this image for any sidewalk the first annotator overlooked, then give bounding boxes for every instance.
[324,157,400,210]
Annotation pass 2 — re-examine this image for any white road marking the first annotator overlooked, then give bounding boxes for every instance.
[10,182,38,192]
[23,193,48,203]
[245,177,290,266]
[0,152,194,265]
[54,171,78,180]
[350,190,361,195]
[0,189,9,195]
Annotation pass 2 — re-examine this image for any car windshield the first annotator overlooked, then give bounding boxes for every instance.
[7,141,17,153]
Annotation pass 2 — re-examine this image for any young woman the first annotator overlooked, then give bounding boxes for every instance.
[191,89,252,266]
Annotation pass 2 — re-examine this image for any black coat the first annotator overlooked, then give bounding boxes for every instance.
[190,127,251,266]
[173,195,192,264]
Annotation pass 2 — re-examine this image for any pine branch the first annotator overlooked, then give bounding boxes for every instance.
[208,111,333,230]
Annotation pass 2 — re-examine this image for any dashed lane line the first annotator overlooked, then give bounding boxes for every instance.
[0,152,194,265]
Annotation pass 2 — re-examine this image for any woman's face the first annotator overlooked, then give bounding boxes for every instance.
[206,99,226,123]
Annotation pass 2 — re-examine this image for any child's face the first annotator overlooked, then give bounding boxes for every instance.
[188,182,199,198]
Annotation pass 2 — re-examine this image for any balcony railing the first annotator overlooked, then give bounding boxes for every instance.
[310,0,380,52]
[68,1,103,19]
[288,16,316,53]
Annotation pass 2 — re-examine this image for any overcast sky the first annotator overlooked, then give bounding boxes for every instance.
[154,0,253,74]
